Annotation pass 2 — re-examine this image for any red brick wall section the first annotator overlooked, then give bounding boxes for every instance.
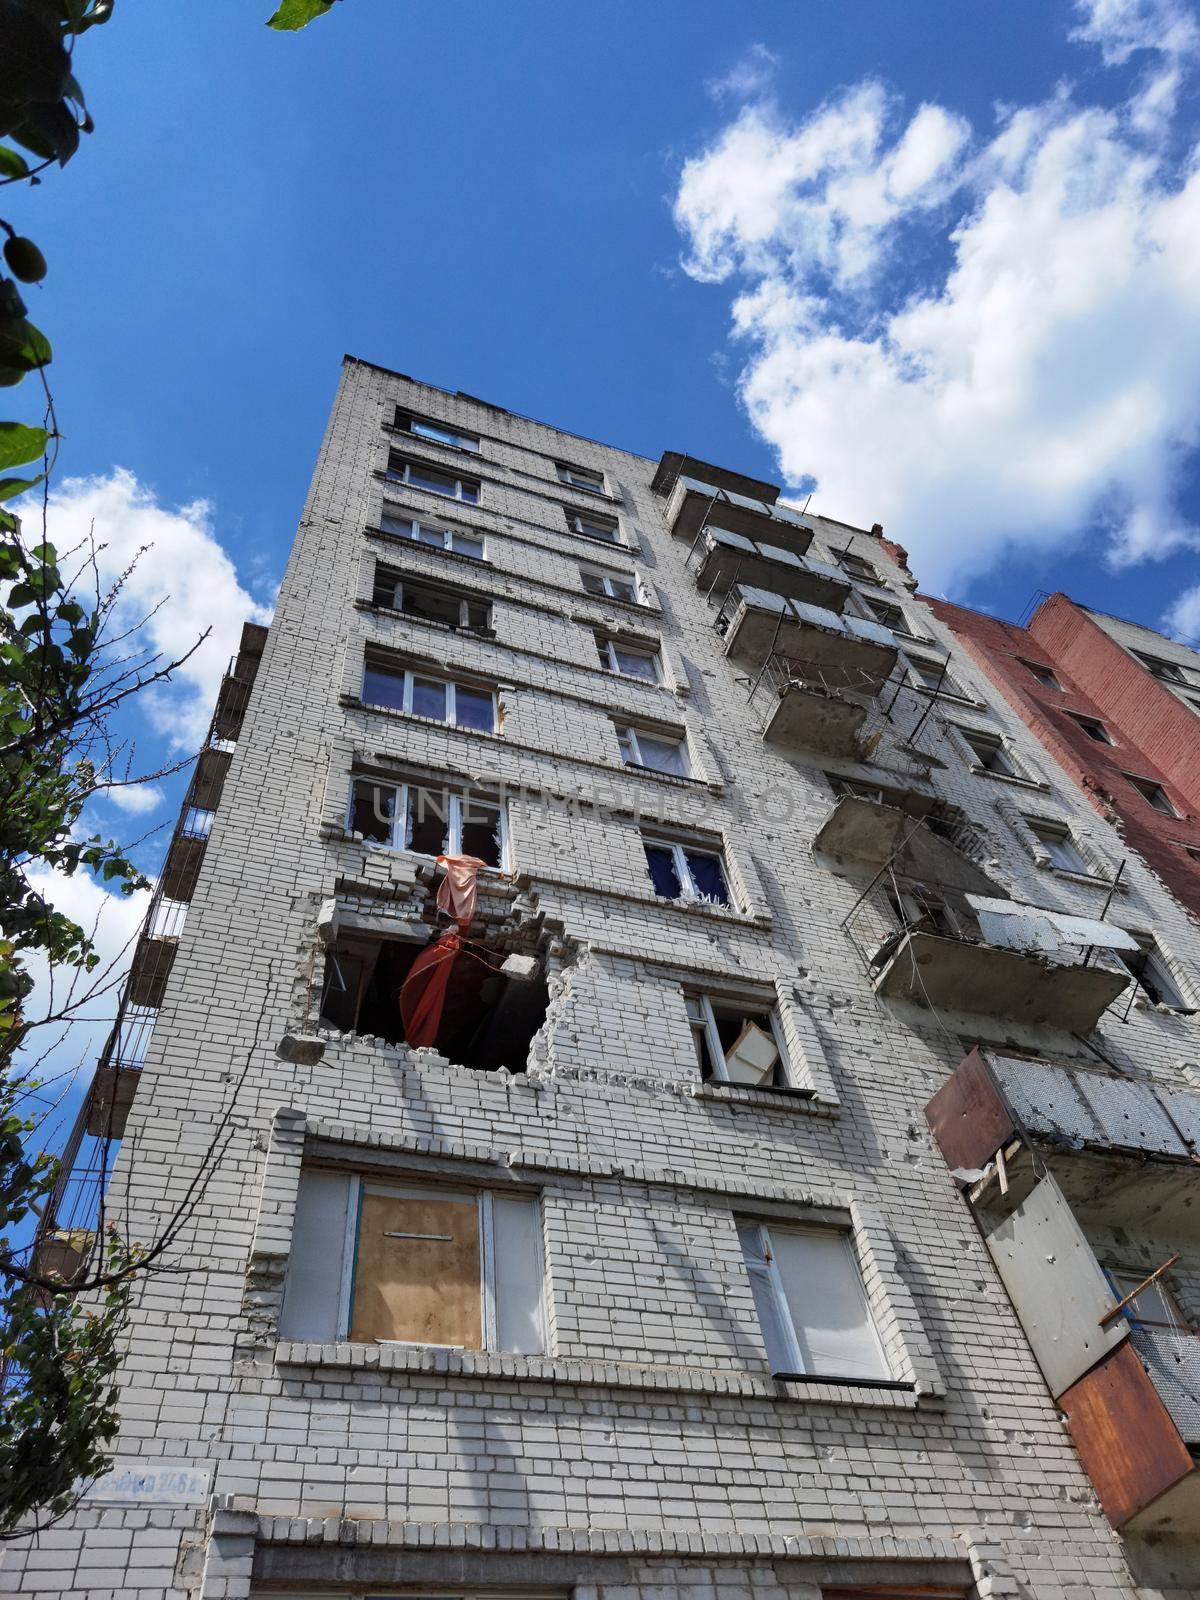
[1029,593,1200,811]
[924,595,1200,923]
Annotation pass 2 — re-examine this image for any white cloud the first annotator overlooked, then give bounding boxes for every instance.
[672,19,1200,589]
[103,782,166,816]
[32,469,272,750]
[1165,581,1200,640]
[707,42,779,103]
[1070,0,1199,66]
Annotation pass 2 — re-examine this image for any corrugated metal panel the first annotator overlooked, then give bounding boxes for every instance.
[983,1173,1127,1396]
[988,1055,1100,1146]
[1156,1089,1200,1150]
[1130,1327,1200,1444]
[1073,1074,1189,1157]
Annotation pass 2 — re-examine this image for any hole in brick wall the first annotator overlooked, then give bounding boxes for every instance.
[319,931,549,1070]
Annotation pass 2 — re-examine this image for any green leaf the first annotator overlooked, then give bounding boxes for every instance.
[0,318,51,373]
[9,102,80,167]
[0,423,48,470]
[0,473,42,501]
[0,148,29,179]
[267,0,334,29]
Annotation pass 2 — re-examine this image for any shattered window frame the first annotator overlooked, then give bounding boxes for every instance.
[347,778,509,869]
[641,833,733,909]
[685,991,792,1088]
[372,567,492,632]
[614,721,691,778]
[1125,771,1177,816]
[361,662,498,733]
[1118,934,1193,1011]
[959,727,1022,779]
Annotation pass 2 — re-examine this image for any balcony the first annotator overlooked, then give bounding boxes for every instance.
[189,746,232,812]
[850,886,1134,1030]
[718,585,898,683]
[85,1061,141,1138]
[926,1046,1200,1540]
[211,620,267,742]
[664,475,814,556]
[814,792,991,889]
[687,527,850,612]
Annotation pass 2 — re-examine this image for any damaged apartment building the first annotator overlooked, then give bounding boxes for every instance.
[15,357,1200,1600]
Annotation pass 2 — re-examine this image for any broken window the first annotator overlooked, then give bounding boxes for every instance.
[907,655,963,697]
[686,993,789,1087]
[279,1169,545,1353]
[1067,711,1112,743]
[567,507,620,543]
[387,453,480,504]
[1027,818,1089,874]
[1133,649,1189,684]
[378,513,486,561]
[1117,935,1192,1011]
[581,566,639,604]
[960,728,1020,778]
[361,661,497,732]
[595,632,661,681]
[319,930,548,1066]
[557,461,605,494]
[837,551,879,583]
[394,410,480,453]
[372,566,491,630]
[884,882,974,942]
[737,1220,890,1381]
[347,779,507,867]
[1019,658,1063,691]
[828,774,887,805]
[642,834,731,908]
[1104,1266,1189,1330]
[862,597,904,630]
[615,722,690,778]
[1125,772,1177,815]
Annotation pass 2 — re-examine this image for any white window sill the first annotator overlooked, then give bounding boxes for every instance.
[969,763,1049,792]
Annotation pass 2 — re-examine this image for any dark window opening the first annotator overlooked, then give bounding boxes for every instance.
[320,932,549,1070]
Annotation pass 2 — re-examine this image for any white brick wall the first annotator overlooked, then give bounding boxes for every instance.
[10,359,1200,1598]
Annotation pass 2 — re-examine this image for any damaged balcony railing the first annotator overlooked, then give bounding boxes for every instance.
[664,472,815,555]
[685,526,850,614]
[842,869,1135,1030]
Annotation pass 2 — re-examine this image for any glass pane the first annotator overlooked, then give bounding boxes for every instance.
[581,570,605,595]
[613,645,657,680]
[615,728,637,764]
[492,1195,545,1355]
[351,781,396,845]
[411,677,448,720]
[738,1223,793,1373]
[460,800,502,866]
[412,418,475,450]
[279,1170,352,1341]
[408,786,450,856]
[459,482,479,504]
[770,1227,889,1380]
[644,843,682,899]
[453,532,485,559]
[407,464,457,496]
[373,571,401,608]
[454,685,494,731]
[380,513,410,536]
[1110,1271,1185,1328]
[685,851,730,906]
[362,664,407,710]
[579,519,617,542]
[637,733,689,777]
[414,522,446,546]
[609,577,637,603]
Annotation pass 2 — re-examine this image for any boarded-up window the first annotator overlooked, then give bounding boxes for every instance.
[279,1171,545,1354]
[737,1220,889,1381]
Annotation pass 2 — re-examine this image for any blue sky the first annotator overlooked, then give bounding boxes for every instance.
[13,0,1200,1125]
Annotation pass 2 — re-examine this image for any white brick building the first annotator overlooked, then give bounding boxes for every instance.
[12,357,1200,1598]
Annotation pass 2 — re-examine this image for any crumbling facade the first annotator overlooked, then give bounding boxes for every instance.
[927,593,1200,922]
[12,359,1200,1598]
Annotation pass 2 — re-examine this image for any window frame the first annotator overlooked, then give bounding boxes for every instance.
[1118,935,1192,1011]
[387,455,481,505]
[556,461,606,495]
[1018,658,1063,691]
[379,512,487,561]
[686,992,791,1087]
[641,833,733,908]
[374,569,492,632]
[614,721,691,778]
[738,1218,890,1381]
[861,596,905,631]
[596,633,662,682]
[959,726,1021,778]
[568,508,621,544]
[1026,817,1089,875]
[360,662,497,733]
[1067,711,1113,744]
[906,654,966,698]
[296,1173,547,1353]
[396,412,481,455]
[836,551,879,583]
[1125,771,1177,815]
[347,778,509,869]
[581,565,641,604]
[1133,649,1189,684]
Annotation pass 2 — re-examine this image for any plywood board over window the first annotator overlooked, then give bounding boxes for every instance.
[279,1170,546,1354]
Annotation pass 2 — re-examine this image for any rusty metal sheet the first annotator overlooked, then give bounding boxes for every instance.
[1060,1341,1193,1527]
[986,1054,1100,1147]
[983,1173,1128,1397]
[925,1047,1017,1172]
[1072,1073,1189,1158]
